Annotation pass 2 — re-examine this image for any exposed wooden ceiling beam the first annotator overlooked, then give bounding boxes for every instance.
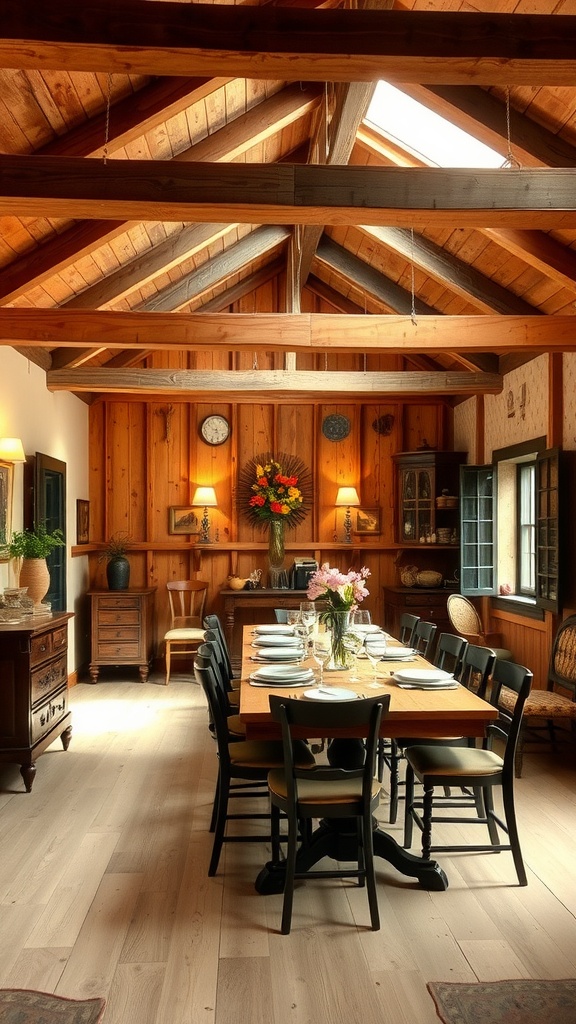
[45,367,502,398]
[0,85,319,306]
[359,225,539,316]
[2,159,575,229]
[1,310,575,354]
[3,5,576,85]
[138,226,290,312]
[314,236,437,315]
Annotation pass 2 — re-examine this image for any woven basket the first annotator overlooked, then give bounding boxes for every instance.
[415,570,443,588]
[400,564,419,587]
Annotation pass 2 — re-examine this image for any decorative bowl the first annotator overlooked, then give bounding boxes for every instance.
[415,570,443,588]
[227,576,249,591]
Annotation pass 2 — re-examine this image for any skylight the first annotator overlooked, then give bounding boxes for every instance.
[366,82,504,169]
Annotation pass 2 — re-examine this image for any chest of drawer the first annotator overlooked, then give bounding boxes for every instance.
[98,609,140,627]
[97,596,142,612]
[31,652,68,705]
[31,685,68,744]
[29,625,68,667]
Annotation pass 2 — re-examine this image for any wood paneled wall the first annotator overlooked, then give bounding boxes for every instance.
[88,393,451,656]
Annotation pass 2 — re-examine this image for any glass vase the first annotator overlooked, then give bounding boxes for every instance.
[327,609,351,670]
[267,518,288,589]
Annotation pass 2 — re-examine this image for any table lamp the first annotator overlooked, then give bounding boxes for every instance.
[335,486,360,544]
[192,486,218,543]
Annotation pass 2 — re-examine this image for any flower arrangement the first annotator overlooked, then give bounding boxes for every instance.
[307,563,370,610]
[240,452,311,530]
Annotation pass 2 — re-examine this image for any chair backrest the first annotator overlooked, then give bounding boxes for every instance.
[274,608,289,623]
[194,648,234,764]
[399,613,420,646]
[167,580,209,627]
[434,633,468,676]
[202,631,233,693]
[548,613,576,699]
[268,693,390,805]
[203,613,234,678]
[486,659,533,773]
[458,643,496,699]
[447,594,484,643]
[412,620,438,658]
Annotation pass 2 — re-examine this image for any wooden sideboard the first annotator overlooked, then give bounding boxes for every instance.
[88,588,156,683]
[0,611,73,792]
[382,586,453,645]
[220,587,310,670]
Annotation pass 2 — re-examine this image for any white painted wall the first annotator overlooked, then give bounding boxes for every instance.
[0,348,90,672]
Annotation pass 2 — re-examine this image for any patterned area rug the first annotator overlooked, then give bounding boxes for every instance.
[428,979,576,1024]
[0,989,106,1023]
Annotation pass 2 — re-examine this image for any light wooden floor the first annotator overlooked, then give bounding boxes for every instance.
[1,672,575,1024]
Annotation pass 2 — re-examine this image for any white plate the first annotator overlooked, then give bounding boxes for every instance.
[380,646,415,659]
[396,681,459,690]
[251,635,302,647]
[251,665,315,682]
[303,687,358,701]
[250,679,311,688]
[393,668,454,685]
[349,624,384,635]
[252,648,304,661]
[253,624,295,635]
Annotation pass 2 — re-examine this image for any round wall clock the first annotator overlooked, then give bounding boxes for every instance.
[322,413,351,442]
[199,414,230,446]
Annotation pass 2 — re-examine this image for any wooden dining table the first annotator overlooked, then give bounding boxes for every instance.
[239,624,498,893]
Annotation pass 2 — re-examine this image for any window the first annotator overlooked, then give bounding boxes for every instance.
[460,441,562,614]
[517,462,536,596]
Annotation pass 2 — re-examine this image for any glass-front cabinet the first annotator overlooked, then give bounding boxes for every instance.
[394,451,467,546]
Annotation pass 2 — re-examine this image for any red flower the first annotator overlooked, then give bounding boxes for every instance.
[249,494,266,507]
[269,501,284,514]
[257,476,268,487]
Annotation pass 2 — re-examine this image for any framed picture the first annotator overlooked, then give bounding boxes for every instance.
[0,461,14,557]
[169,506,200,535]
[354,507,381,535]
[76,498,90,544]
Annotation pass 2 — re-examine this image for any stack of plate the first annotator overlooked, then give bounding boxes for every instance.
[253,624,295,636]
[380,646,416,661]
[249,665,315,687]
[251,643,305,662]
[393,668,458,690]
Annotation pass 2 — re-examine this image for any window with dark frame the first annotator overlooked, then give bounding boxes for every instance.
[517,461,536,597]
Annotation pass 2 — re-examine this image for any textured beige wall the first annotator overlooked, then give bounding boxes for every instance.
[563,353,576,452]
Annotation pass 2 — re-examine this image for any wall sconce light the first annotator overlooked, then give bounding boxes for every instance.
[192,486,218,543]
[335,486,360,544]
[0,437,26,463]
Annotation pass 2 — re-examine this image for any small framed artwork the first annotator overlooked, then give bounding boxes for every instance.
[0,461,14,557]
[76,498,90,544]
[169,506,200,535]
[354,507,381,535]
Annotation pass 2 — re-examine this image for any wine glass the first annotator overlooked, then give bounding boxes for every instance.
[364,636,387,684]
[286,609,301,627]
[312,632,332,688]
[351,609,372,626]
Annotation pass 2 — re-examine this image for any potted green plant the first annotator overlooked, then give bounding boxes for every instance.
[2,524,65,608]
[99,532,132,591]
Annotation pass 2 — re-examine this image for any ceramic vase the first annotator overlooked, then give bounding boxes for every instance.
[106,555,130,591]
[19,558,50,608]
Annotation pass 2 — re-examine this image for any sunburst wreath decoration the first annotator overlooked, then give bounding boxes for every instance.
[239,452,312,531]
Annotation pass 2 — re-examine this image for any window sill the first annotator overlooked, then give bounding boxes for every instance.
[492,594,544,620]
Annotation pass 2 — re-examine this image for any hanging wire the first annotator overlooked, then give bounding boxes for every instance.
[103,73,112,165]
[410,228,417,326]
[505,87,521,169]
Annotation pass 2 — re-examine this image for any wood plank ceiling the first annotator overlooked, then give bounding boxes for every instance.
[1,0,576,402]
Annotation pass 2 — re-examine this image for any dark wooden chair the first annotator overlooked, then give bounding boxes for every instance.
[399,612,420,646]
[403,658,533,886]
[267,692,390,934]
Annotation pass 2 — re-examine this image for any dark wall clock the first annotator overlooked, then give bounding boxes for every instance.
[322,414,351,442]
[199,414,230,446]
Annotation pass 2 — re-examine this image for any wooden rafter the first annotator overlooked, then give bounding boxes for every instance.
[2,5,576,85]
[1,159,576,229]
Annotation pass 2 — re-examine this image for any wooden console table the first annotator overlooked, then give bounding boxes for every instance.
[220,587,309,668]
[0,611,73,792]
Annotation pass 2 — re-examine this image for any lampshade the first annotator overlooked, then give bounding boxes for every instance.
[335,486,360,508]
[0,437,26,463]
[192,486,218,507]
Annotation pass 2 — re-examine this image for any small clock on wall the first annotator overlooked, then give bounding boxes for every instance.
[199,414,230,446]
[322,413,351,442]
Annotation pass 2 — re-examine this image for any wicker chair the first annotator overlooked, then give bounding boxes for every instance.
[499,613,576,777]
[447,594,512,661]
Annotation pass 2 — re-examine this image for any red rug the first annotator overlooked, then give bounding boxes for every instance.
[428,979,576,1024]
[0,989,105,1023]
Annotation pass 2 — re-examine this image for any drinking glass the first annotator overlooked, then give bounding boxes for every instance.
[364,636,387,684]
[344,628,363,682]
[351,609,371,626]
[299,601,317,636]
[286,609,301,627]
[312,632,332,687]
